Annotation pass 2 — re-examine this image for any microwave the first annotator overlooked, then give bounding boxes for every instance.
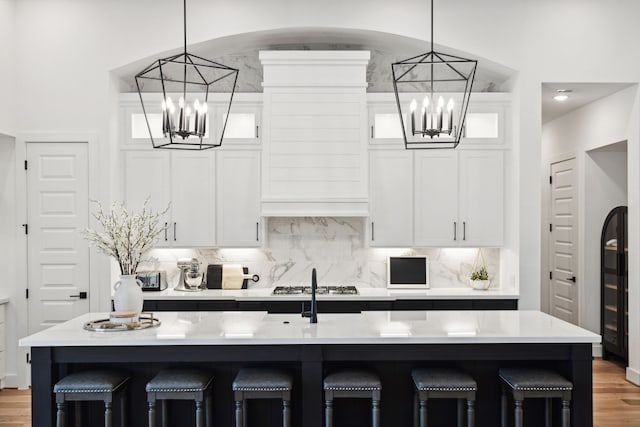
[136,271,168,291]
[387,256,429,289]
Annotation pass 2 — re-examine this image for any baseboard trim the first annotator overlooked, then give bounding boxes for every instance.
[2,373,23,389]
[592,343,603,358]
[626,366,640,386]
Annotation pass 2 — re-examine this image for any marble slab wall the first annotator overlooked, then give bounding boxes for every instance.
[138,217,501,289]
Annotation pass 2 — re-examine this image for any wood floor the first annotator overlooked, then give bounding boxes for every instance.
[0,358,637,426]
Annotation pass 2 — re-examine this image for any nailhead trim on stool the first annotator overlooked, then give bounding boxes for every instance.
[232,368,293,427]
[411,368,477,427]
[499,368,573,427]
[323,370,382,427]
[54,370,129,427]
[145,369,214,427]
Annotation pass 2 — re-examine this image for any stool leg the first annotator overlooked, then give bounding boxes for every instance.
[205,393,213,427]
[372,399,380,427]
[235,400,243,427]
[195,400,204,427]
[501,389,507,427]
[545,398,551,427]
[514,400,523,427]
[243,399,247,427]
[104,401,112,427]
[325,399,333,427]
[56,402,65,427]
[121,391,127,427]
[467,400,475,427]
[148,401,156,427]
[413,393,418,427]
[457,399,464,427]
[161,401,168,427]
[74,401,82,427]
[419,399,427,427]
[283,399,291,427]
[562,400,571,427]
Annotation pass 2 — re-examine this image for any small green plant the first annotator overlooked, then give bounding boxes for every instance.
[470,267,489,281]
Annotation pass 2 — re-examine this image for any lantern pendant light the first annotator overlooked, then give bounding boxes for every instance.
[392,0,477,149]
[135,0,239,150]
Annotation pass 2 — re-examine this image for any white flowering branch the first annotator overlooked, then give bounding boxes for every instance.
[83,198,169,275]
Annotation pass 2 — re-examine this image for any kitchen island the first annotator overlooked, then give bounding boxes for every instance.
[20,310,599,427]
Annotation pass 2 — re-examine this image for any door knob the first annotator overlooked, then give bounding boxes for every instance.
[568,276,576,283]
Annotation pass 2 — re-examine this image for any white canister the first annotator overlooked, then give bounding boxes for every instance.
[113,274,144,314]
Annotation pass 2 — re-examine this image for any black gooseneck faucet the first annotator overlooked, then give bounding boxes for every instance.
[310,268,318,323]
[302,268,319,323]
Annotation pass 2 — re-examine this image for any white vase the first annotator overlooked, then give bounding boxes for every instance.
[469,279,491,290]
[113,274,144,314]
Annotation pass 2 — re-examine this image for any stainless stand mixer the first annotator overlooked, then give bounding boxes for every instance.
[176,258,204,291]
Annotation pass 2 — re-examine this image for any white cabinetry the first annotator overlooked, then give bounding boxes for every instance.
[369,150,413,247]
[216,150,262,247]
[122,150,215,247]
[414,150,504,247]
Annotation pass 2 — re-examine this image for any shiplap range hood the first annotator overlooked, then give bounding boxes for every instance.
[260,51,371,216]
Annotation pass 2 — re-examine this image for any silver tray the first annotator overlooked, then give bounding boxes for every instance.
[83,314,161,332]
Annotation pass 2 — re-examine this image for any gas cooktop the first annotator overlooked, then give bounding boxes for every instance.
[272,285,358,295]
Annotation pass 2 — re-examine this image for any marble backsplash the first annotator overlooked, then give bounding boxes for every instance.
[137,217,501,289]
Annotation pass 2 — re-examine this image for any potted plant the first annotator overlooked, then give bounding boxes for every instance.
[83,198,168,316]
[469,248,491,290]
[469,266,491,290]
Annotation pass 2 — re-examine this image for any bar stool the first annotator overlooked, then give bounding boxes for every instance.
[323,370,381,427]
[145,368,214,427]
[411,368,476,427]
[232,367,293,427]
[53,370,129,427]
[499,367,572,427]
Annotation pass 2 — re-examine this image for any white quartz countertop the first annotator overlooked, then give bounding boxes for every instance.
[142,287,519,300]
[19,310,599,347]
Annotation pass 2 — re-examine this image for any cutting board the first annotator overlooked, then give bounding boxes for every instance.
[222,264,246,290]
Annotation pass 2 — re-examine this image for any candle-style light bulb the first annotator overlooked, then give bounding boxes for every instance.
[410,99,417,135]
[161,100,168,135]
[185,106,192,135]
[193,99,201,135]
[168,99,176,132]
[437,96,444,132]
[200,102,208,136]
[447,98,455,134]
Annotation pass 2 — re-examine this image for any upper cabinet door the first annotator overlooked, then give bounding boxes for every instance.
[122,150,172,247]
[458,150,504,246]
[216,150,262,247]
[369,150,413,247]
[414,151,459,247]
[171,151,216,247]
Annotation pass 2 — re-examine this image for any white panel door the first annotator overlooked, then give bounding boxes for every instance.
[122,150,171,246]
[459,150,504,246]
[171,151,216,247]
[216,150,261,247]
[27,143,89,334]
[549,158,579,325]
[414,151,458,246]
[369,150,413,247]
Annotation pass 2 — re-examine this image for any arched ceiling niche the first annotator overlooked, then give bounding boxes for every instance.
[114,27,515,93]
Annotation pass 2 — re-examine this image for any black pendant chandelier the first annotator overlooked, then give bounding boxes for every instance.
[135,0,239,150]
[392,0,477,149]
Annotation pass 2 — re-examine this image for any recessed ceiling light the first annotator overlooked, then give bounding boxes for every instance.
[553,89,572,102]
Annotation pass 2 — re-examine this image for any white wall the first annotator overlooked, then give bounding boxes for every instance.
[0,134,17,387]
[0,0,15,136]
[7,0,640,385]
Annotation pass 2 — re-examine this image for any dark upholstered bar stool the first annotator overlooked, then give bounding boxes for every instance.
[323,370,381,427]
[411,368,477,427]
[145,369,214,427]
[232,367,293,427]
[53,370,129,427]
[499,368,572,427]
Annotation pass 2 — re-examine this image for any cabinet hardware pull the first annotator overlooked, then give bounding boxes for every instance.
[371,222,375,241]
[568,276,576,283]
[256,222,259,241]
[69,292,87,299]
[371,126,374,139]
[463,221,466,240]
[164,222,168,241]
[256,125,259,139]
[173,222,177,241]
[453,222,457,241]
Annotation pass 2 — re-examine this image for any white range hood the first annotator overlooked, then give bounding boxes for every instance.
[259,50,371,217]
